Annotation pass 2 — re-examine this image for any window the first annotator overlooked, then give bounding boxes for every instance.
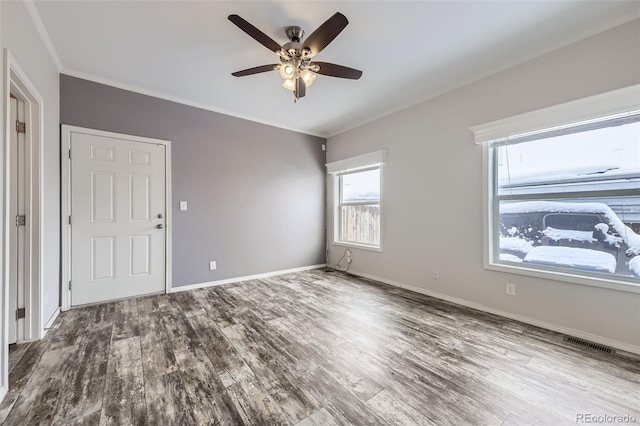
[327,151,385,251]
[474,85,640,289]
[338,167,381,247]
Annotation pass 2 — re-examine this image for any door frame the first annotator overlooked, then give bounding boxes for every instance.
[8,94,27,345]
[1,50,45,399]
[61,125,172,311]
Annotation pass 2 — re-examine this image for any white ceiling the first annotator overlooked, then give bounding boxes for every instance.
[33,1,639,137]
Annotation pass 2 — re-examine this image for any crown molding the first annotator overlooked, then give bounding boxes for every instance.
[23,0,63,72]
[61,69,326,138]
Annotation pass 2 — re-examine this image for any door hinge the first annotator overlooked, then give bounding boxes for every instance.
[68,149,71,159]
[16,121,26,134]
[69,280,72,290]
[16,215,26,227]
[16,308,26,320]
[68,215,72,225]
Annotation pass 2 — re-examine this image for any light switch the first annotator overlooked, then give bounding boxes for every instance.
[180,201,188,211]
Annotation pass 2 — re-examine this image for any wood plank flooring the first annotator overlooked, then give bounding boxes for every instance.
[2,269,639,425]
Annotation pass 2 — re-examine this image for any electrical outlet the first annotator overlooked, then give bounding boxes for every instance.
[180,201,188,211]
[346,249,352,264]
[209,261,217,271]
[506,282,516,296]
[432,269,439,280]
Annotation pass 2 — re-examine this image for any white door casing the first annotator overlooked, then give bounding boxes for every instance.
[67,129,170,306]
[3,49,46,402]
[8,96,25,344]
[8,96,17,345]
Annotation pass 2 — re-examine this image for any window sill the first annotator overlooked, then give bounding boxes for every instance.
[333,241,383,253]
[485,261,640,294]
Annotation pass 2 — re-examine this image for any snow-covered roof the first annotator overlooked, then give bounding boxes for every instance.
[502,200,615,215]
[498,166,640,188]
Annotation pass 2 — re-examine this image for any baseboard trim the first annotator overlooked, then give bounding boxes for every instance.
[170,264,327,293]
[0,385,7,404]
[347,269,640,356]
[42,307,61,337]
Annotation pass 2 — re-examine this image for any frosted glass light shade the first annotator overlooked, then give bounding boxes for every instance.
[279,63,295,80]
[301,69,316,87]
[282,79,296,91]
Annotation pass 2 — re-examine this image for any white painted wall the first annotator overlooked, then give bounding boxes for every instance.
[327,19,640,351]
[1,1,60,327]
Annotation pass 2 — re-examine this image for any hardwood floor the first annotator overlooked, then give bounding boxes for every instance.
[1,269,639,425]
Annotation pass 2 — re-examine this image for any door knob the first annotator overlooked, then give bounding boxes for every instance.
[156,224,164,229]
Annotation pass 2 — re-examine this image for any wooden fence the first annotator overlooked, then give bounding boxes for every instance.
[340,205,380,245]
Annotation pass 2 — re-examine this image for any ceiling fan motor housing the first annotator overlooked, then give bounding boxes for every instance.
[283,41,304,57]
[285,26,304,42]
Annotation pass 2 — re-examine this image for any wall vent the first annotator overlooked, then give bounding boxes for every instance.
[565,336,614,354]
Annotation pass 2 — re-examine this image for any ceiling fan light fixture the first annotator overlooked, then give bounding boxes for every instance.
[279,63,295,80]
[282,79,296,91]
[301,69,316,87]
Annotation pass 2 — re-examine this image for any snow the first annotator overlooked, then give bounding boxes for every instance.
[604,234,624,247]
[500,236,534,254]
[524,246,617,273]
[542,227,595,243]
[498,165,639,187]
[594,223,609,234]
[496,120,640,187]
[500,201,640,256]
[342,169,380,202]
[630,257,640,277]
[500,253,523,262]
[502,200,614,215]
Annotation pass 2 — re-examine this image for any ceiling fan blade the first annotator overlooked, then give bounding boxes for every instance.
[295,77,306,99]
[303,12,348,57]
[231,64,279,77]
[228,15,282,53]
[313,62,362,79]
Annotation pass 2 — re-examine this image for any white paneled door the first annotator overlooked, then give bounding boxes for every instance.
[71,132,166,306]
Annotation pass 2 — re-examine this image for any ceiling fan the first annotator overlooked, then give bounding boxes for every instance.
[228,12,363,102]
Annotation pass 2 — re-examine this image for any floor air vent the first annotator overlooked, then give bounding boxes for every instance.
[565,336,614,354]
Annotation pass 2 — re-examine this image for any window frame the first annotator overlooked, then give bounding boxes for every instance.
[476,85,640,294]
[332,165,383,252]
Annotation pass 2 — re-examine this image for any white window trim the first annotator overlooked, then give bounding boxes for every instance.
[327,151,385,252]
[471,84,640,144]
[475,85,640,294]
[326,150,386,174]
[333,240,384,252]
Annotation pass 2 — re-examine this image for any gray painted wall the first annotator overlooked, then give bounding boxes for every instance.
[327,19,640,350]
[61,75,325,288]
